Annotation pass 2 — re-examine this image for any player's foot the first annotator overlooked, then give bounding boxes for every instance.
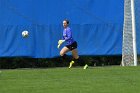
[69,61,74,69]
[83,64,88,69]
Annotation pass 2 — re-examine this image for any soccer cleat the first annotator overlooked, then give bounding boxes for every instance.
[69,61,74,68]
[83,64,88,69]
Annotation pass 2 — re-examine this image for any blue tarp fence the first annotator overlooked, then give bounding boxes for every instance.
[0,0,127,58]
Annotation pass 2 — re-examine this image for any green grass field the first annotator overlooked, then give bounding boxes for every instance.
[0,66,140,93]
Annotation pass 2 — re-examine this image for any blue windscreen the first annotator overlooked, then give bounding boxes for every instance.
[0,0,124,58]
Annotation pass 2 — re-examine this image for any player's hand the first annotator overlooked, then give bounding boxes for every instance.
[57,44,61,49]
[57,40,65,49]
[58,40,65,45]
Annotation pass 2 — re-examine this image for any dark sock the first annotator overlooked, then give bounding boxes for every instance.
[60,54,71,64]
[70,57,82,66]
[72,57,85,66]
[61,54,67,60]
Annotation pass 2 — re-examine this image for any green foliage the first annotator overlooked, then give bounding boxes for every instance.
[0,56,122,69]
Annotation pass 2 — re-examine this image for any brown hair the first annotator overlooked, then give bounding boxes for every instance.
[63,19,69,24]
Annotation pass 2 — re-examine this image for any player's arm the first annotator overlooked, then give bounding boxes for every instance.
[57,28,72,49]
[58,29,71,45]
[57,35,65,49]
[64,28,72,41]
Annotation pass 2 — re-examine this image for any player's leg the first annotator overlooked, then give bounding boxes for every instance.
[67,41,78,68]
[72,49,79,59]
[71,49,88,69]
[68,49,79,68]
[60,46,70,59]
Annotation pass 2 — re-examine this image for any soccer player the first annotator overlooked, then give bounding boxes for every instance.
[57,19,88,69]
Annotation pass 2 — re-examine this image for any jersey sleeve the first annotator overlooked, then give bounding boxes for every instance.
[64,28,72,41]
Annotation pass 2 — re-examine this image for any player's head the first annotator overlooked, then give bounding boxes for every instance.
[63,19,69,28]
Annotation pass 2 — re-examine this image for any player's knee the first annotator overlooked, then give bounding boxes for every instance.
[60,51,64,56]
[74,56,79,59]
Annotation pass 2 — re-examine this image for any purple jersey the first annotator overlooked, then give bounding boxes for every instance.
[62,27,75,45]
